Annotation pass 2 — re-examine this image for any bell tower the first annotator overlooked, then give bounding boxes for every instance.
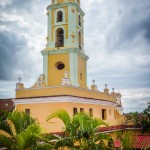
[41,0,88,88]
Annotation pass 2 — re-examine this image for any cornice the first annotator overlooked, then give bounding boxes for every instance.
[13,96,118,107]
[41,48,89,60]
[46,2,85,16]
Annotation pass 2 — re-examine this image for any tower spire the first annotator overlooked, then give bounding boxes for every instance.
[42,0,88,88]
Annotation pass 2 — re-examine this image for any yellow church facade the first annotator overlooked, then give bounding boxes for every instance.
[13,0,124,133]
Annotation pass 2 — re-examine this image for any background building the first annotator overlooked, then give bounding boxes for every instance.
[0,99,14,111]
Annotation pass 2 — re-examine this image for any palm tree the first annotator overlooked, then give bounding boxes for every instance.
[0,111,42,150]
[47,110,110,150]
[116,130,134,150]
[141,104,150,133]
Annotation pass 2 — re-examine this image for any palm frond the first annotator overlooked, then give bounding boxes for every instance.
[0,135,13,150]
[94,132,110,142]
[7,120,17,137]
[47,110,71,126]
[73,113,90,131]
[54,138,74,149]
[16,124,42,150]
[35,143,53,150]
[93,118,107,128]
[0,130,12,138]
[8,111,35,134]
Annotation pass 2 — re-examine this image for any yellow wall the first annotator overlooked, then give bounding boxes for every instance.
[51,7,68,25]
[78,55,86,88]
[16,86,116,102]
[51,9,55,25]
[48,53,69,86]
[16,102,120,133]
[57,0,65,3]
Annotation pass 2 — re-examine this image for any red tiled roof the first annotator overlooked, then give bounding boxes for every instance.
[0,99,14,111]
[134,135,150,149]
[97,125,141,132]
[114,135,150,149]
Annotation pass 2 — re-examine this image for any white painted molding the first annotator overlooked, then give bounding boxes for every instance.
[54,26,66,46]
[13,96,118,107]
[54,8,66,25]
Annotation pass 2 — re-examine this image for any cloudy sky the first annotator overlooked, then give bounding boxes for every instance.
[0,0,150,113]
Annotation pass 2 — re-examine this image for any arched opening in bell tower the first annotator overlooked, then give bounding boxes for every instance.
[78,31,82,50]
[78,15,81,26]
[57,11,63,22]
[55,28,64,47]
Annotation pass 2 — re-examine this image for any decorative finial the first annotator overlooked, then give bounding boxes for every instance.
[62,71,71,86]
[92,79,95,85]
[18,77,21,83]
[64,71,68,78]
[104,84,109,94]
[71,32,75,43]
[16,77,24,89]
[112,88,115,92]
[71,8,75,13]
[91,79,98,91]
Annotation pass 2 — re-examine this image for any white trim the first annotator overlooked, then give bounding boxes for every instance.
[43,55,48,84]
[47,2,85,16]
[13,96,118,107]
[54,26,66,47]
[70,52,79,86]
[41,48,89,61]
[48,10,51,43]
[68,6,76,47]
[54,8,66,25]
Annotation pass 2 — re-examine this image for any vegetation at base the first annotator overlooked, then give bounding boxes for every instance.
[0,105,149,149]
[0,111,42,150]
[116,130,135,150]
[47,110,113,150]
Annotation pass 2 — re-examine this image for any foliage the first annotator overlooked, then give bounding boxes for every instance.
[125,111,142,127]
[0,111,42,150]
[0,110,9,121]
[142,104,150,133]
[0,110,11,134]
[34,143,53,150]
[125,104,150,133]
[116,130,134,150]
[47,109,111,150]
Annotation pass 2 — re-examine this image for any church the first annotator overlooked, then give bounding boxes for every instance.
[13,0,124,133]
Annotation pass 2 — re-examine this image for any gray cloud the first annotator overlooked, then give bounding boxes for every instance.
[0,30,27,80]
[0,0,47,83]
[122,97,150,113]
[0,0,33,13]
[142,19,150,42]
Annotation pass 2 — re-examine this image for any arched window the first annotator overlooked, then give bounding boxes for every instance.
[78,31,82,50]
[55,28,64,48]
[57,11,63,22]
[78,15,81,26]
